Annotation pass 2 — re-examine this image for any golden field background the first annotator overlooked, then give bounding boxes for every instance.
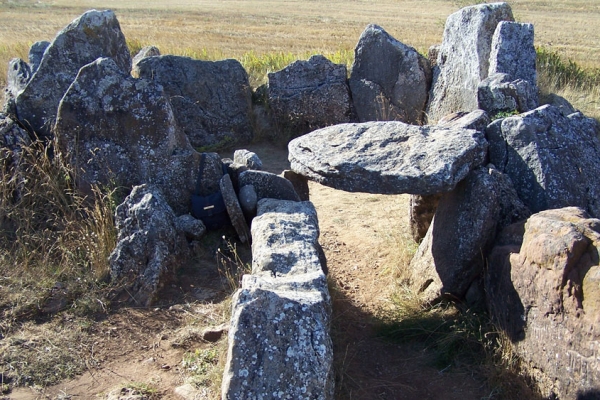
[0,0,598,117]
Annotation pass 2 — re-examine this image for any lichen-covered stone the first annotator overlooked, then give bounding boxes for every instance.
[28,41,50,74]
[487,104,600,218]
[220,173,250,243]
[4,59,31,115]
[54,57,199,215]
[131,45,160,68]
[288,121,487,195]
[426,3,514,123]
[15,10,131,137]
[233,149,263,170]
[222,199,333,399]
[489,21,537,86]
[268,55,354,139]
[109,184,189,306]
[350,24,431,124]
[478,72,538,115]
[134,55,253,150]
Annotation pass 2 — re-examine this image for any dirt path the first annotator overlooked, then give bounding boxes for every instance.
[6,143,489,400]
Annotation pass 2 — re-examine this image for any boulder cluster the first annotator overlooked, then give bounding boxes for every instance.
[2,2,600,399]
[288,3,600,399]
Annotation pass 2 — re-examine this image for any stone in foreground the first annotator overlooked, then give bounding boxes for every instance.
[222,199,333,399]
[486,207,600,399]
[288,121,487,195]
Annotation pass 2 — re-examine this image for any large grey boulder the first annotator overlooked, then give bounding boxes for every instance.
[222,199,333,399]
[349,24,431,124]
[28,41,50,74]
[109,185,190,306]
[486,207,600,399]
[288,121,487,195]
[477,72,538,115]
[233,149,262,170]
[487,104,600,218]
[489,21,537,87]
[408,166,504,303]
[426,3,514,123]
[267,55,354,139]
[0,114,31,193]
[15,10,131,138]
[54,57,199,215]
[134,55,253,150]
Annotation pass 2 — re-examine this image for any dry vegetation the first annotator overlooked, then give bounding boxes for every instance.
[0,0,599,398]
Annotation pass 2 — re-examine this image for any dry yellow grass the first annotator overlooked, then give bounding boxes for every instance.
[0,0,598,115]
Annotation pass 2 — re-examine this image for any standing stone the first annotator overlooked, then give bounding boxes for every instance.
[486,207,600,399]
[0,114,31,182]
[268,55,354,139]
[222,199,333,399]
[109,184,190,306]
[288,121,488,195]
[15,10,131,138]
[426,3,514,123]
[487,104,600,218]
[54,57,199,215]
[220,174,250,243]
[28,41,50,74]
[350,24,431,124]
[134,55,253,150]
[282,170,310,201]
[489,21,537,86]
[409,164,529,304]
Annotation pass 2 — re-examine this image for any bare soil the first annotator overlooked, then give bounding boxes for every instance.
[5,142,490,400]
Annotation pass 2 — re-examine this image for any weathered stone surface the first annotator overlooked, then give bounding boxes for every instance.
[543,92,577,116]
[220,173,250,243]
[174,214,206,241]
[54,57,199,215]
[437,109,490,131]
[477,73,537,115]
[134,55,253,150]
[132,45,160,68]
[267,54,354,138]
[426,3,514,123]
[109,185,189,306]
[233,149,262,170]
[486,207,600,399]
[194,152,225,197]
[409,166,502,303]
[282,170,310,201]
[487,104,600,218]
[28,41,50,74]
[409,194,441,243]
[350,24,431,124]
[15,10,131,137]
[238,170,300,202]
[4,59,31,115]
[222,199,333,399]
[489,21,537,86]
[288,121,487,195]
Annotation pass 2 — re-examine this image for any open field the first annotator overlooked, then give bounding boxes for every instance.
[0,0,598,117]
